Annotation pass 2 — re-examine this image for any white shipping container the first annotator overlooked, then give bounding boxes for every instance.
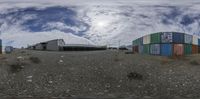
[161,32,172,43]
[184,34,192,44]
[143,35,150,44]
[193,36,198,45]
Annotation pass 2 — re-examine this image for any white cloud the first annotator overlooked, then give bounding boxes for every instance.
[1,0,200,47]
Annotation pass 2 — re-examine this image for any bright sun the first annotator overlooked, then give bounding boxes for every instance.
[96,21,109,28]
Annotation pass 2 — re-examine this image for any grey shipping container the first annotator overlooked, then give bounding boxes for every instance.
[150,44,160,55]
[161,32,173,43]
[184,34,192,44]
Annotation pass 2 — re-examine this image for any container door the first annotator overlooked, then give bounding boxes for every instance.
[173,44,184,56]
[173,33,184,43]
[192,45,198,54]
[139,45,143,54]
[161,44,172,56]
[184,34,192,44]
[143,44,150,54]
[192,36,198,45]
[151,33,161,44]
[184,44,192,55]
[150,44,160,55]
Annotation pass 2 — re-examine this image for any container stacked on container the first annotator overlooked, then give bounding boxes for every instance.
[132,32,200,56]
[0,39,2,54]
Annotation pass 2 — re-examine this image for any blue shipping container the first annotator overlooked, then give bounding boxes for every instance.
[198,39,200,46]
[161,44,172,56]
[173,32,184,43]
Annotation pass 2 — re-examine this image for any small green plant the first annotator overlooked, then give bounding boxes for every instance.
[29,56,41,64]
[190,60,199,65]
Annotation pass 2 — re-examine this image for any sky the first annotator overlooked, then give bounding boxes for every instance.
[1,0,200,47]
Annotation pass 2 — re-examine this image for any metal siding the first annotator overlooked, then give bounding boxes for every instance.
[0,39,2,54]
[173,33,184,43]
[198,46,200,53]
[161,32,172,43]
[192,45,198,54]
[161,44,172,56]
[47,40,59,51]
[143,44,150,54]
[173,44,184,56]
[184,44,192,55]
[35,44,43,50]
[133,46,139,53]
[198,39,200,46]
[150,44,160,55]
[192,36,198,45]
[150,33,161,44]
[139,45,143,54]
[184,34,192,44]
[143,35,150,44]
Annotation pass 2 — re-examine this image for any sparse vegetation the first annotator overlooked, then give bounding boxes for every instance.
[9,61,25,73]
[190,60,199,65]
[29,56,41,64]
[127,72,143,80]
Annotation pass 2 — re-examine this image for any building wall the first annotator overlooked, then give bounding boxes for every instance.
[35,44,43,50]
[46,39,65,51]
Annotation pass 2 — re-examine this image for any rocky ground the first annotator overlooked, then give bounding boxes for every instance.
[0,49,200,99]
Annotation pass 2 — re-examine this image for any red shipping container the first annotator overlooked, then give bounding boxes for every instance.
[192,45,198,54]
[173,44,184,56]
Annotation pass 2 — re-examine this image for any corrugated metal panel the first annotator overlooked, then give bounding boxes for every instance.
[184,34,192,44]
[173,32,184,43]
[143,35,150,44]
[192,36,198,45]
[198,46,200,53]
[192,45,198,54]
[139,45,143,54]
[161,44,172,56]
[143,44,150,54]
[173,44,184,56]
[161,32,172,43]
[0,39,2,54]
[150,44,160,55]
[198,39,200,46]
[184,44,192,55]
[150,33,161,43]
[133,46,139,53]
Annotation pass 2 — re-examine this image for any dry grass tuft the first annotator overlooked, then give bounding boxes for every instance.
[29,56,41,64]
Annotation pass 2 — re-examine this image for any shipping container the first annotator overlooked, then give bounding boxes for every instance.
[192,36,198,45]
[173,44,184,56]
[133,46,139,53]
[150,33,161,43]
[143,44,150,54]
[161,44,172,56]
[0,39,2,54]
[198,46,200,53]
[184,34,192,44]
[139,45,143,54]
[173,32,184,43]
[150,44,160,55]
[184,44,192,55]
[161,32,173,43]
[5,46,14,54]
[143,35,150,44]
[192,45,198,54]
[198,39,200,46]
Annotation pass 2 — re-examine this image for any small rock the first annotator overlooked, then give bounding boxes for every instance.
[27,79,32,82]
[48,81,53,84]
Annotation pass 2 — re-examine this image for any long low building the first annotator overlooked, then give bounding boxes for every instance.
[132,32,200,56]
[27,39,107,51]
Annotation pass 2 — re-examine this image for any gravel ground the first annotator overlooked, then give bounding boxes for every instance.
[0,49,200,99]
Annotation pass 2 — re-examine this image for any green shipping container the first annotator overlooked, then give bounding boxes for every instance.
[151,33,161,44]
[143,44,150,54]
[184,44,192,55]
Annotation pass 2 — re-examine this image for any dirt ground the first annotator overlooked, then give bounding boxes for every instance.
[0,49,200,99]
